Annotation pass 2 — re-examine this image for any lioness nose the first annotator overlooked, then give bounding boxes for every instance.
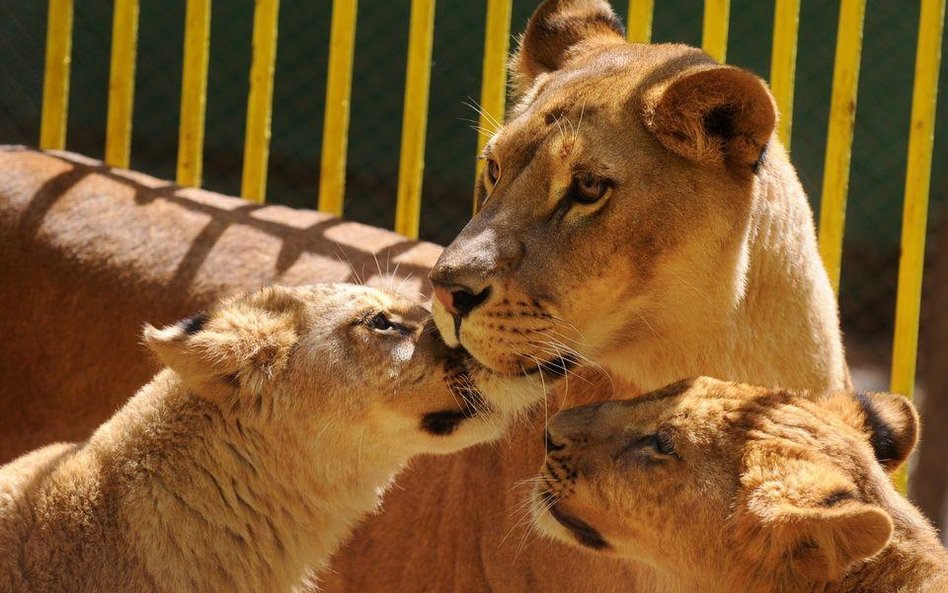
[432,283,491,318]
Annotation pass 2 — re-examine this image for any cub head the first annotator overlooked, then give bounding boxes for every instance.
[430,0,776,376]
[144,283,542,458]
[531,377,919,589]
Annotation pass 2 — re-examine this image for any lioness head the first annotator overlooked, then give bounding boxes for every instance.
[143,283,541,458]
[430,0,777,376]
[531,377,919,589]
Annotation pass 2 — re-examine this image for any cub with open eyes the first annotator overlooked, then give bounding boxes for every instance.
[533,377,948,593]
[0,283,541,593]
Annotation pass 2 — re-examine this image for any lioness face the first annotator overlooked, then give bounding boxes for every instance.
[146,284,543,459]
[531,377,918,585]
[430,1,775,376]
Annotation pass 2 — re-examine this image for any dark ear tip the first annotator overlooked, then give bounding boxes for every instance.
[855,392,920,471]
[179,312,208,335]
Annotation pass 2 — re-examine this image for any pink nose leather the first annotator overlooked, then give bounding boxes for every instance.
[433,285,458,316]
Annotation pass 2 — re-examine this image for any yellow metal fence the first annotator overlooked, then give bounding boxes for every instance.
[38,0,945,488]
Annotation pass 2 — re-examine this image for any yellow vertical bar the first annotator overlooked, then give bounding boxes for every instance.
[473,0,512,213]
[769,0,800,150]
[702,0,730,63]
[104,0,139,168]
[890,0,945,493]
[318,0,359,217]
[627,0,654,43]
[177,0,212,187]
[241,0,281,203]
[40,0,73,150]
[394,0,436,239]
[817,0,866,295]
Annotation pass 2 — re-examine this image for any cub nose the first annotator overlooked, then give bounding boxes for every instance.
[431,283,491,318]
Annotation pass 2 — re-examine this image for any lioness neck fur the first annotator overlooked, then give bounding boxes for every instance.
[534,378,948,593]
[0,284,538,593]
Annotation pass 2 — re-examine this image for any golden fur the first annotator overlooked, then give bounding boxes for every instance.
[533,377,948,593]
[431,0,848,395]
[0,0,873,584]
[0,283,541,592]
[0,2,848,587]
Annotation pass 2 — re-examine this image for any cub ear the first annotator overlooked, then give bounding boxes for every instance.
[853,392,919,472]
[510,0,625,97]
[644,66,776,174]
[143,287,302,395]
[777,501,893,582]
[737,449,893,583]
[143,312,213,381]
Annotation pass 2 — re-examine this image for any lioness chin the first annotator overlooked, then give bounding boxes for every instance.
[0,283,541,593]
[533,378,948,593]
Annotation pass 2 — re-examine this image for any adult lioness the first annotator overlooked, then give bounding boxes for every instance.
[532,377,948,592]
[430,0,848,395]
[0,283,540,592]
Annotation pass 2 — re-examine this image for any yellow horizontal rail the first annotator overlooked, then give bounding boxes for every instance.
[890,0,945,493]
[104,0,140,168]
[241,0,281,203]
[394,0,436,239]
[817,0,866,295]
[176,0,212,187]
[770,0,800,150]
[702,0,730,63]
[40,0,74,151]
[318,0,359,217]
[473,0,512,213]
[627,0,654,44]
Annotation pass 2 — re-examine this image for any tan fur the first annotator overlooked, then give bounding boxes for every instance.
[0,283,543,592]
[533,377,948,593]
[431,0,848,396]
[0,4,853,581]
[0,8,852,587]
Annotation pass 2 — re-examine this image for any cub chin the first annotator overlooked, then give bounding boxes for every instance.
[0,283,544,593]
[531,377,948,593]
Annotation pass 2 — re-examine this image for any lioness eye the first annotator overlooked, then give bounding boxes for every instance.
[486,158,501,184]
[572,172,609,204]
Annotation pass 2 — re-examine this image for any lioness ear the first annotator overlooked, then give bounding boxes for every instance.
[510,0,625,97]
[738,451,892,583]
[144,287,302,395]
[644,66,776,173]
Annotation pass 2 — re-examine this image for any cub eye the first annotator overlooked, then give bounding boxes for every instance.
[366,312,401,335]
[571,172,610,204]
[652,431,677,457]
[486,158,501,184]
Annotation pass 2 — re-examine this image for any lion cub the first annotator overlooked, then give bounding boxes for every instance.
[0,283,540,593]
[532,377,948,593]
